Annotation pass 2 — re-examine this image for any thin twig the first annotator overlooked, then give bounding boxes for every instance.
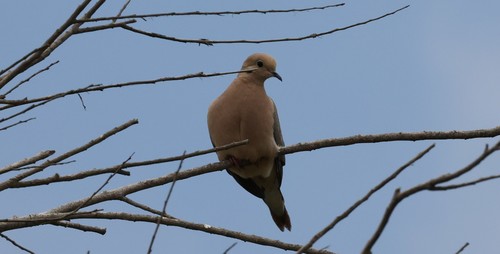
[147,151,186,254]
[74,19,136,34]
[0,117,36,132]
[430,174,500,191]
[119,197,175,218]
[223,242,238,254]
[0,47,42,78]
[455,242,469,254]
[50,221,106,235]
[10,166,129,188]
[120,5,409,46]
[15,160,76,171]
[77,93,87,110]
[1,61,59,98]
[113,0,132,23]
[79,3,345,23]
[62,152,135,219]
[297,144,435,254]
[0,150,55,175]
[0,99,54,124]
[0,233,34,254]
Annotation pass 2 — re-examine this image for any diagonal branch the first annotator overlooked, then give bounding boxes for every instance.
[0,119,138,191]
[0,150,55,175]
[9,140,247,189]
[361,141,500,254]
[296,144,435,254]
[147,151,186,254]
[1,61,59,99]
[0,0,94,89]
[0,117,36,132]
[0,233,34,254]
[119,5,409,46]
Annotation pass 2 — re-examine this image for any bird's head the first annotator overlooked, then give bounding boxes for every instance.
[240,53,282,83]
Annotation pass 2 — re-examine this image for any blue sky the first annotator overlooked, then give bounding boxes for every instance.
[1,1,500,253]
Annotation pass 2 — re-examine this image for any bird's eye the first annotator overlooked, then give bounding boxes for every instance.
[257,60,264,67]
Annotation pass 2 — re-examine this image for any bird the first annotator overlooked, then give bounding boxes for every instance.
[207,53,291,231]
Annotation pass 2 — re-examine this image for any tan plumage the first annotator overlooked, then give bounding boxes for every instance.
[207,53,291,231]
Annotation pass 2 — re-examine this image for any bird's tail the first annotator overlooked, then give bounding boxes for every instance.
[270,206,291,231]
[264,187,292,231]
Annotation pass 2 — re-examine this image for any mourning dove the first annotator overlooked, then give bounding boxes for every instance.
[207,53,291,231]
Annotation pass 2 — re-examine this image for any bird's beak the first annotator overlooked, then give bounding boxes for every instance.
[272,72,283,82]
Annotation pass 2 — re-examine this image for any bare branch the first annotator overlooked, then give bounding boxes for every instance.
[147,151,186,254]
[0,119,139,191]
[0,99,54,124]
[280,126,500,155]
[70,212,334,254]
[8,140,246,188]
[455,242,469,254]
[223,242,238,254]
[0,69,252,110]
[297,144,435,254]
[1,61,59,99]
[47,160,232,214]
[0,117,35,132]
[0,0,94,89]
[11,167,130,188]
[14,160,75,171]
[77,93,86,110]
[430,174,500,191]
[0,150,55,175]
[119,5,409,46]
[79,3,345,23]
[60,153,135,219]
[74,19,136,34]
[0,233,34,254]
[119,197,175,218]
[362,141,500,254]
[50,221,106,235]
[0,47,41,78]
[113,0,132,23]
